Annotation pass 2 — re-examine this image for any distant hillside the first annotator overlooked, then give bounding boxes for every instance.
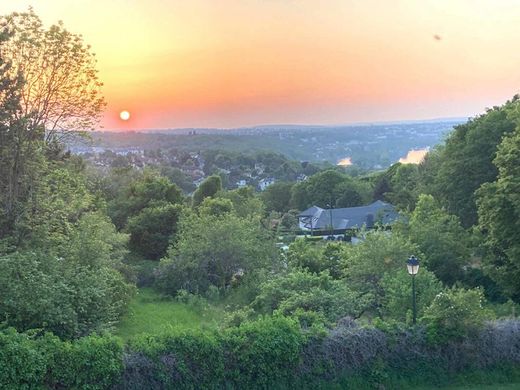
[76,120,463,169]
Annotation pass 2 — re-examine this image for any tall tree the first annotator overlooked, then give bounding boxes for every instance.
[477,124,520,302]
[0,26,42,238]
[1,9,105,141]
[431,97,519,227]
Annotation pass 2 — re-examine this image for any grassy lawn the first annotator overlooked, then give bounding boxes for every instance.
[115,288,223,341]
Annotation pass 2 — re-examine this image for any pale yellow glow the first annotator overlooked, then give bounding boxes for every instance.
[337,157,353,167]
[119,111,130,121]
[399,149,429,164]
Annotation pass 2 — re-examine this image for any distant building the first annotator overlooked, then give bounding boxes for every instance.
[298,200,399,234]
[236,179,247,188]
[258,177,275,191]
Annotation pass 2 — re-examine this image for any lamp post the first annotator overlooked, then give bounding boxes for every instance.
[326,201,334,239]
[406,255,419,324]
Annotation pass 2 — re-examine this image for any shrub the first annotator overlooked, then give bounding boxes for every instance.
[420,287,495,344]
[50,335,124,389]
[220,316,305,388]
[0,328,48,389]
[0,329,123,390]
[128,329,224,389]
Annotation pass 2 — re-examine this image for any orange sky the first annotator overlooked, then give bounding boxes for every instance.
[3,1,520,129]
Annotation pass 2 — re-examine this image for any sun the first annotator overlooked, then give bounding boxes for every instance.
[119,110,130,121]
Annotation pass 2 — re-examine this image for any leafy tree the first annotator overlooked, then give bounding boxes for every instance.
[107,170,182,229]
[126,203,183,260]
[404,194,471,285]
[216,186,264,218]
[192,175,222,207]
[341,231,420,316]
[156,211,277,295]
[261,182,293,213]
[477,125,520,301]
[290,170,366,210]
[380,267,443,322]
[14,165,96,250]
[0,26,43,238]
[430,97,519,227]
[286,240,345,279]
[198,197,234,217]
[1,9,105,141]
[160,166,196,193]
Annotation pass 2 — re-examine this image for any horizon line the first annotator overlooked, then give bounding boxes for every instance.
[100,115,469,133]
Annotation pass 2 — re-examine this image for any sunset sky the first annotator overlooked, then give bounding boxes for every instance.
[3,0,520,130]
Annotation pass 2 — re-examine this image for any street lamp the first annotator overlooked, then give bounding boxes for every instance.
[326,202,334,239]
[406,255,419,324]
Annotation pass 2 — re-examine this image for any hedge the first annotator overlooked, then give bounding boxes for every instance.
[1,318,520,389]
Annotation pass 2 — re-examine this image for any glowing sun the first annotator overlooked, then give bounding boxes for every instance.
[119,110,130,121]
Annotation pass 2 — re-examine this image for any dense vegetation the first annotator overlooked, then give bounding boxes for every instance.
[0,9,519,389]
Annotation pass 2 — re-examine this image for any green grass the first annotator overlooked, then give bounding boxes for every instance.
[115,288,223,341]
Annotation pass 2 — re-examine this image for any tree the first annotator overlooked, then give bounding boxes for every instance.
[404,194,471,285]
[0,212,134,339]
[380,267,443,322]
[0,9,105,141]
[107,170,182,229]
[192,175,222,207]
[0,25,43,238]
[156,211,277,295]
[126,203,183,260]
[261,182,293,213]
[341,231,420,317]
[477,125,520,302]
[286,240,345,279]
[430,97,519,227]
[289,170,366,210]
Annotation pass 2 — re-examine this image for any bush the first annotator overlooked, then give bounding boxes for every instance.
[0,328,123,390]
[0,328,48,389]
[50,335,124,389]
[220,316,304,388]
[420,287,495,344]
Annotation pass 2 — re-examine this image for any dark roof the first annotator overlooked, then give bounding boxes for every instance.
[299,200,399,230]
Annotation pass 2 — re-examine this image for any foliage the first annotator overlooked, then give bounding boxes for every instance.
[0,249,134,339]
[374,162,420,210]
[192,175,222,206]
[404,194,471,285]
[217,186,265,218]
[420,288,494,344]
[220,316,304,388]
[1,8,105,140]
[380,267,443,322]
[290,169,368,210]
[251,270,368,324]
[477,125,520,302]
[0,328,123,390]
[428,96,519,227]
[286,240,345,279]
[341,230,420,316]
[50,334,124,389]
[126,203,183,260]
[156,211,277,295]
[261,181,294,212]
[108,170,183,230]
